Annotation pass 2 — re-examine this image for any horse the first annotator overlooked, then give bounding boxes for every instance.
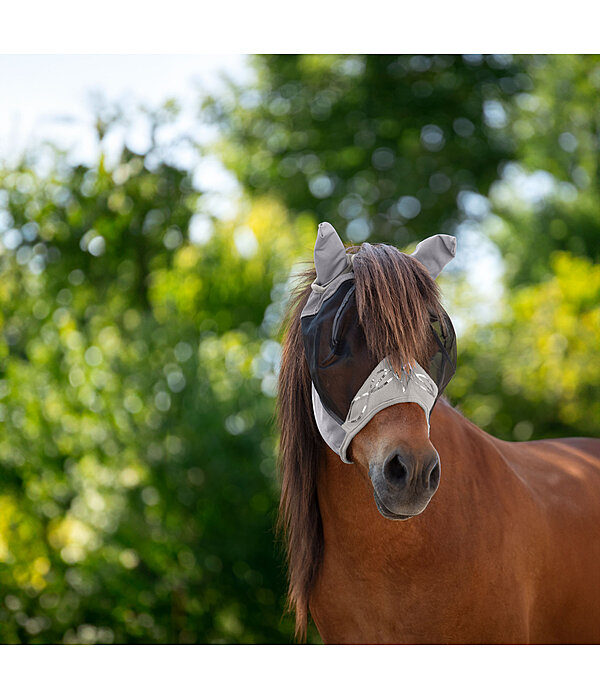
[277,225,600,644]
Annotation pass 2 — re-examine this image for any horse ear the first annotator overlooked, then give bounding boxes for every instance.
[410,234,456,279]
[314,222,348,284]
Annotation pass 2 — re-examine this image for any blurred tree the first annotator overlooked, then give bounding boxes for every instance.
[204,54,529,247]
[487,54,600,285]
[447,251,600,440]
[0,104,315,643]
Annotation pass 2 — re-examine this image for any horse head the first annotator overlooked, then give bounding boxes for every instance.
[301,222,456,520]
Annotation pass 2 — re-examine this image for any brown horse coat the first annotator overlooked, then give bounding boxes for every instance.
[310,401,600,643]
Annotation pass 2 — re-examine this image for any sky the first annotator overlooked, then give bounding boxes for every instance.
[0,55,249,161]
[0,54,250,219]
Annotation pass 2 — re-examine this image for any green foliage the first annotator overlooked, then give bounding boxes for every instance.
[205,54,528,246]
[487,54,600,284]
[0,118,314,643]
[448,252,600,440]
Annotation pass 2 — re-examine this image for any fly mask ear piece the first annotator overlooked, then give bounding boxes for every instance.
[410,233,456,279]
[301,223,457,463]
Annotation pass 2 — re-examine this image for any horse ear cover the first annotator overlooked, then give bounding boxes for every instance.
[302,223,457,463]
[315,222,456,281]
[410,233,456,278]
[314,221,349,284]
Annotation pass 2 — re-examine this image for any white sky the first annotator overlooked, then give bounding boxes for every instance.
[0,55,249,160]
[0,54,253,225]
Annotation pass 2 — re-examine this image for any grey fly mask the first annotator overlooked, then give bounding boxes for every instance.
[301,223,457,463]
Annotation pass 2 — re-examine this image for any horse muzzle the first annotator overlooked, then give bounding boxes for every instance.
[369,447,441,520]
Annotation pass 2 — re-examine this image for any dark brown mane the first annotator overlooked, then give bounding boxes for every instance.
[277,243,446,640]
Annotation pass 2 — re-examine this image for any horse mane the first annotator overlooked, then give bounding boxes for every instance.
[277,243,446,640]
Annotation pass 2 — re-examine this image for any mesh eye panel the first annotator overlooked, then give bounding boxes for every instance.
[301,281,373,423]
[428,313,457,401]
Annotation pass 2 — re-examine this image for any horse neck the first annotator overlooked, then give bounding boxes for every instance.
[315,399,513,570]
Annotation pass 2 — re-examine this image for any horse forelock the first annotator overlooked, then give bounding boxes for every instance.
[352,243,446,372]
[277,244,445,640]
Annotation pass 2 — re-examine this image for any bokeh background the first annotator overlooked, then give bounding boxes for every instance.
[0,54,599,644]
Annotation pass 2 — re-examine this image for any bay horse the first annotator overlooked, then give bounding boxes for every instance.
[277,229,600,644]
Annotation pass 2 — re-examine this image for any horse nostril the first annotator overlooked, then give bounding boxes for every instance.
[384,454,409,489]
[424,459,441,490]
